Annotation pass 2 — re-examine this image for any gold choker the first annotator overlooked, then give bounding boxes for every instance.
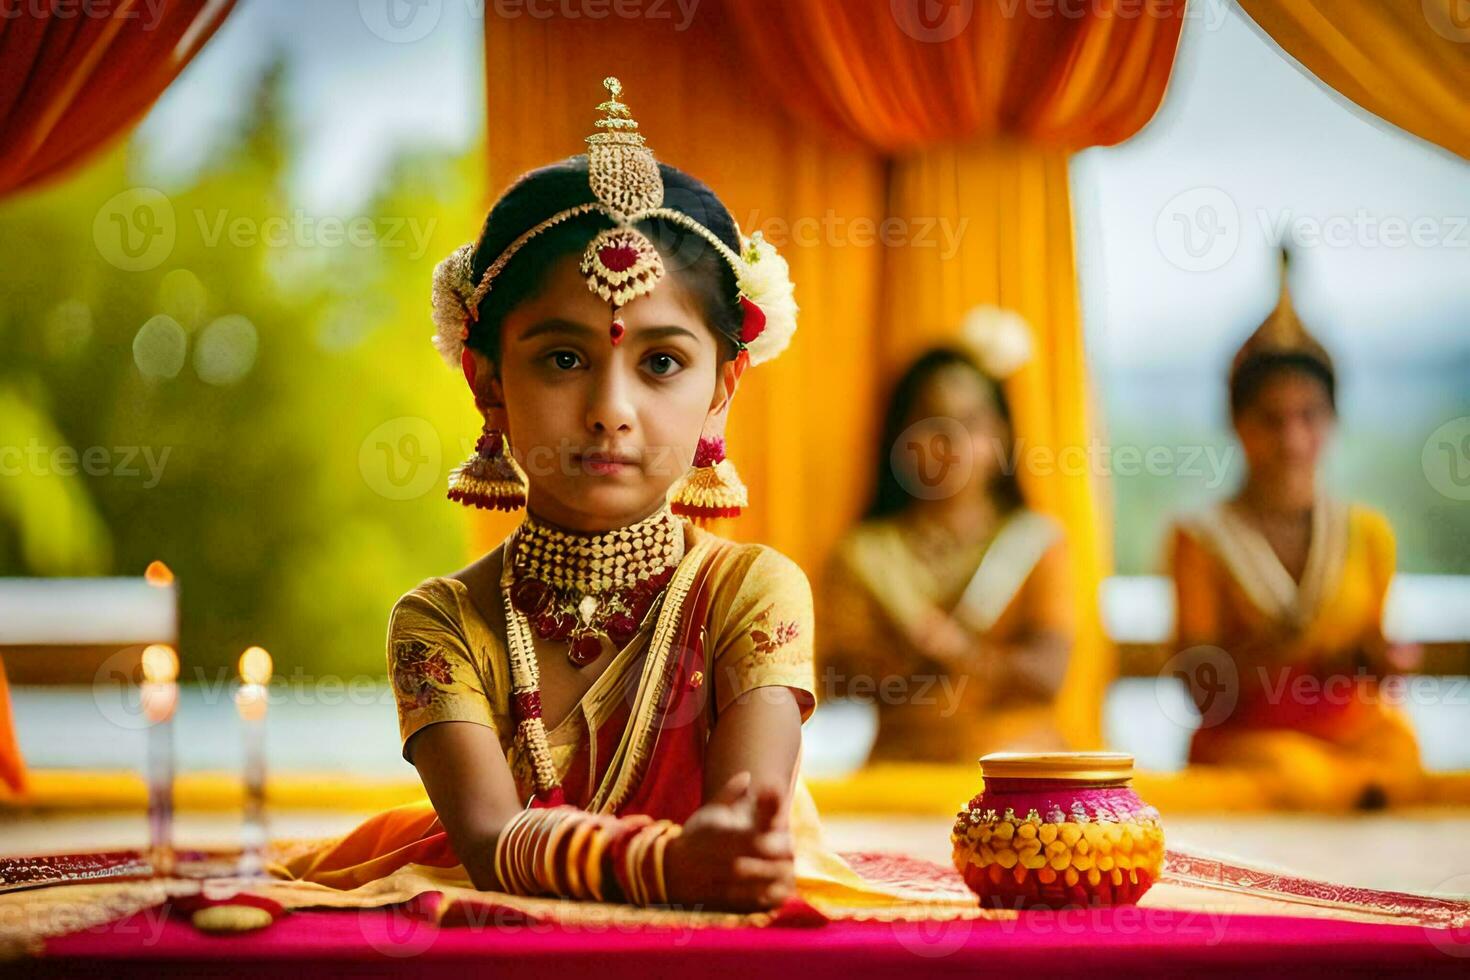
[512,506,685,593]
[507,506,686,667]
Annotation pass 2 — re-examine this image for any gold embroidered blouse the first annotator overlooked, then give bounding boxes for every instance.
[386,520,817,802]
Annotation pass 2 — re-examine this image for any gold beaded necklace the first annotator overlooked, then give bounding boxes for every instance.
[507,505,686,667]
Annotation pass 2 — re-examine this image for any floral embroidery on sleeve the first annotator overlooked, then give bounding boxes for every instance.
[748,606,802,667]
[391,637,453,711]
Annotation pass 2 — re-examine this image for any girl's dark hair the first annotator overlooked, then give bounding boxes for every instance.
[1229,352,1337,418]
[465,155,743,364]
[866,347,1026,520]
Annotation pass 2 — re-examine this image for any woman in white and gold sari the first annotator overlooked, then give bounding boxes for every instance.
[1168,252,1422,810]
[818,315,1073,764]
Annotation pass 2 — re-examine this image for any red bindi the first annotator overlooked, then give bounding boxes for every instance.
[609,317,626,346]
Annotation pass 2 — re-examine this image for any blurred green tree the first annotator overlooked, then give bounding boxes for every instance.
[0,59,487,681]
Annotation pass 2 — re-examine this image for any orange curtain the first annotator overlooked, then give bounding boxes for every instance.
[1237,0,1470,160]
[479,1,1185,748]
[0,0,236,197]
[723,0,1184,150]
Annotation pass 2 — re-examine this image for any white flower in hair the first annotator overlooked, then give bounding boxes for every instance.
[430,242,476,368]
[961,305,1033,379]
[736,231,798,366]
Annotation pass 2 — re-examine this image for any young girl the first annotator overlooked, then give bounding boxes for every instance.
[269,79,976,918]
[818,312,1074,764]
[1167,252,1421,810]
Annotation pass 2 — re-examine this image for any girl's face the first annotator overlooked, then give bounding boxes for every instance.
[1233,369,1335,496]
[909,363,1010,490]
[479,251,736,531]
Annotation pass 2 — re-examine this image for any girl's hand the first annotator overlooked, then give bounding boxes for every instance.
[662,771,796,912]
[908,607,979,670]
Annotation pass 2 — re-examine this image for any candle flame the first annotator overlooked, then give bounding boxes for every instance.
[238,646,273,685]
[144,561,175,587]
[141,644,179,684]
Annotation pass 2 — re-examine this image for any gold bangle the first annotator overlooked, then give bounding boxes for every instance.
[493,808,533,894]
[583,817,614,902]
[625,824,657,905]
[539,808,578,895]
[562,815,598,900]
[652,824,681,905]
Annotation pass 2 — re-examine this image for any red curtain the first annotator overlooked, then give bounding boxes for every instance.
[0,0,236,197]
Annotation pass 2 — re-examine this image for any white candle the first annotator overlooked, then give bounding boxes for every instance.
[235,646,272,877]
[140,643,179,878]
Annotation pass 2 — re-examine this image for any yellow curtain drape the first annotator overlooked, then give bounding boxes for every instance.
[478,1,1186,748]
[879,142,1110,748]
[1237,0,1470,160]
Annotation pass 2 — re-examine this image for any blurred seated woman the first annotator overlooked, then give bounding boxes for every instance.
[817,309,1074,764]
[1168,252,1422,810]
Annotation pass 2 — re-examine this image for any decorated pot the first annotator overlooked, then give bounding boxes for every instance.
[952,752,1165,910]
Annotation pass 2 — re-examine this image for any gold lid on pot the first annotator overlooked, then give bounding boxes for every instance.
[979,752,1135,782]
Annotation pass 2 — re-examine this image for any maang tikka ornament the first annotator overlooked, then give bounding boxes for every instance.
[428,76,798,521]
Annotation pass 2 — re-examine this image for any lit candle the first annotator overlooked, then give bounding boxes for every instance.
[234,646,272,877]
[140,643,179,878]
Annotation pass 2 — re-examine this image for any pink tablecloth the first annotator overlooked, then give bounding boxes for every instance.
[34,901,1470,977]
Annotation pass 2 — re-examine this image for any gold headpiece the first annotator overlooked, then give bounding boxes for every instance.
[1230,249,1333,381]
[431,77,797,370]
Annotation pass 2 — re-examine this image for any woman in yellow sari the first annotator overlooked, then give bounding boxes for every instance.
[265,78,980,923]
[1167,252,1422,811]
[817,310,1074,764]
